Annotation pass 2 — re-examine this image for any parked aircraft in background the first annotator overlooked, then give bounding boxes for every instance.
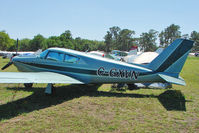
[0,39,42,59]
[109,50,129,61]
[0,50,42,59]
[88,51,105,57]
[0,51,32,59]
[0,39,194,94]
[123,48,164,65]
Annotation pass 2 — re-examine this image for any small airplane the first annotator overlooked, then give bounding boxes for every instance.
[0,39,194,94]
[0,51,35,59]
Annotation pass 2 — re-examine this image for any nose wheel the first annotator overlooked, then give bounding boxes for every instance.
[45,83,55,95]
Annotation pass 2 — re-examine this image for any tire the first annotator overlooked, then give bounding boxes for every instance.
[24,83,33,88]
[127,83,139,90]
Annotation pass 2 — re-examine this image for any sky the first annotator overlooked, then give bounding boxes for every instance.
[0,0,199,41]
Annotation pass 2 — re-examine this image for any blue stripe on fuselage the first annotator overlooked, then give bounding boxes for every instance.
[15,61,152,78]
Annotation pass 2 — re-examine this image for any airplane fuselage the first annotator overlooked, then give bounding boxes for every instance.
[12,48,163,84]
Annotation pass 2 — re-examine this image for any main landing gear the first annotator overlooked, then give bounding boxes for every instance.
[24,83,33,88]
[24,83,55,95]
[112,83,139,90]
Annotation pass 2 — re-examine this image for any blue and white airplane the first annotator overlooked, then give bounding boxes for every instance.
[0,39,194,94]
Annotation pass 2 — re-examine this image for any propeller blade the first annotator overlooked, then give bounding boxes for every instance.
[16,38,19,55]
[1,62,13,70]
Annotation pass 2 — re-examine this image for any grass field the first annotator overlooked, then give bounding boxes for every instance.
[0,57,199,133]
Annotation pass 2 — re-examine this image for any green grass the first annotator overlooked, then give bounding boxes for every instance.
[0,57,199,133]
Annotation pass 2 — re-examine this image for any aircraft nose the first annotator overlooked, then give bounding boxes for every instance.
[12,56,21,62]
[11,56,16,61]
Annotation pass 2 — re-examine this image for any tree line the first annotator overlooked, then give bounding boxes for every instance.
[104,24,199,52]
[0,24,199,52]
[0,30,105,52]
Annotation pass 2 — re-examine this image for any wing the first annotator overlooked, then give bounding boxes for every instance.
[0,72,84,84]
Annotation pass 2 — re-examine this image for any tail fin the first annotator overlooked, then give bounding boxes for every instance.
[148,39,194,74]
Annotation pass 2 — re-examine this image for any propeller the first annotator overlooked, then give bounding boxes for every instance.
[16,38,18,55]
[1,38,19,70]
[1,62,13,70]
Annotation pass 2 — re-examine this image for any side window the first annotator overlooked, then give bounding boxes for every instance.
[64,54,79,63]
[46,51,64,61]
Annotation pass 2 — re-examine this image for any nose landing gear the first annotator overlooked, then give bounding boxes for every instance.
[24,83,55,95]
[45,83,55,95]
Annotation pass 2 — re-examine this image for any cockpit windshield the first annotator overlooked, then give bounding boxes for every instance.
[39,50,48,59]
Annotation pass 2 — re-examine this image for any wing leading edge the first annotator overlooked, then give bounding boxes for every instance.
[0,72,84,84]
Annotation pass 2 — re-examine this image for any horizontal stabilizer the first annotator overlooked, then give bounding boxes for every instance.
[158,74,186,86]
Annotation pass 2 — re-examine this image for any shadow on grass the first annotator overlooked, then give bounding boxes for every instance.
[0,84,190,121]
[158,90,191,111]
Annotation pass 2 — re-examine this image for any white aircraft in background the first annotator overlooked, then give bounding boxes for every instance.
[0,39,42,59]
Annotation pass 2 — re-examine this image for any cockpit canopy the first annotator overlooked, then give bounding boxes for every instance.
[39,49,79,63]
